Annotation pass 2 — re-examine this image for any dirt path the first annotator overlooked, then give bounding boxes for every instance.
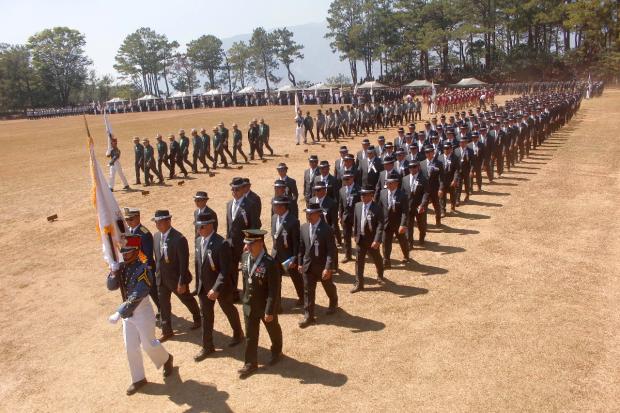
[0,92,618,412]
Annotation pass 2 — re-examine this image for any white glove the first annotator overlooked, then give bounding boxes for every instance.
[110,261,120,271]
[108,312,121,324]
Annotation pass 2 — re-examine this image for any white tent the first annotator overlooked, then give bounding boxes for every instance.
[277,84,297,92]
[106,97,127,103]
[356,80,389,89]
[137,94,160,101]
[237,86,257,94]
[310,82,331,91]
[170,91,192,98]
[452,77,488,87]
[202,89,221,96]
[404,79,433,88]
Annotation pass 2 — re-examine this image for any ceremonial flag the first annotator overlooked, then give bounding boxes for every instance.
[103,110,113,156]
[294,92,300,114]
[87,118,125,268]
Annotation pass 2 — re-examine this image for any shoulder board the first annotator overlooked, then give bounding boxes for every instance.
[140,226,150,234]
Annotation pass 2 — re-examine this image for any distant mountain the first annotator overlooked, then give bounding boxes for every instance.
[221,22,351,88]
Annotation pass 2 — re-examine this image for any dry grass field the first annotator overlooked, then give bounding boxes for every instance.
[0,91,618,412]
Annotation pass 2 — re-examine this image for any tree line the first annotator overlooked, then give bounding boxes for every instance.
[326,0,618,84]
[0,0,617,112]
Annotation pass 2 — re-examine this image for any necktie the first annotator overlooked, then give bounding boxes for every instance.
[389,192,394,210]
[276,216,282,234]
[232,200,238,218]
[362,205,368,235]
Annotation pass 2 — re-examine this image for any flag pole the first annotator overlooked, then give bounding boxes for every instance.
[84,115,127,301]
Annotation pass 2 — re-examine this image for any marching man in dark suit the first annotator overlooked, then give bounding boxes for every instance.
[133,137,145,185]
[238,229,283,378]
[437,143,460,216]
[226,177,260,300]
[360,145,383,188]
[298,202,338,328]
[338,171,360,263]
[271,195,304,308]
[273,179,299,219]
[454,137,473,204]
[194,213,244,362]
[152,210,201,342]
[469,131,485,192]
[106,235,174,395]
[420,146,444,226]
[303,155,320,205]
[276,162,299,203]
[379,171,410,267]
[401,161,430,248]
[351,185,385,293]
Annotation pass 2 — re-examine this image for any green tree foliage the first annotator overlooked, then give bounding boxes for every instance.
[27,27,92,106]
[186,35,224,90]
[170,53,200,93]
[249,27,281,94]
[273,28,304,86]
[0,44,38,111]
[227,41,255,90]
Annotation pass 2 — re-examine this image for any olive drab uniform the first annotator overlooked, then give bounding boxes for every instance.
[241,250,283,366]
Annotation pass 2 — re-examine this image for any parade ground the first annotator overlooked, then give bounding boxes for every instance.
[0,90,618,412]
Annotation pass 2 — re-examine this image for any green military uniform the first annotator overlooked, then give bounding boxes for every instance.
[240,238,282,368]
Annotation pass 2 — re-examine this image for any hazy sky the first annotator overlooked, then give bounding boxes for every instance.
[1,0,332,77]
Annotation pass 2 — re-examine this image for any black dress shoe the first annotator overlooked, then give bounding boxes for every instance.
[292,299,304,309]
[269,352,282,366]
[341,257,352,264]
[377,277,386,285]
[238,363,258,378]
[194,347,215,362]
[383,261,391,269]
[126,378,147,395]
[228,335,244,347]
[419,236,426,245]
[401,257,410,264]
[163,354,174,377]
[298,318,316,328]
[350,285,364,294]
[190,320,201,330]
[325,306,338,315]
[158,332,174,343]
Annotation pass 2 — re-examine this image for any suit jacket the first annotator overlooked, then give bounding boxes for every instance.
[379,188,409,228]
[437,153,461,186]
[153,227,192,287]
[298,220,337,275]
[226,197,259,248]
[336,166,361,187]
[281,175,299,201]
[271,212,300,265]
[420,158,444,192]
[401,172,430,211]
[194,233,232,295]
[245,191,262,226]
[338,184,361,224]
[303,167,319,200]
[453,146,473,174]
[353,201,384,245]
[360,157,383,188]
[241,251,280,318]
[355,149,368,168]
[468,141,485,167]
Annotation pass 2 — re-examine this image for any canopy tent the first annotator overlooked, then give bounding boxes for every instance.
[202,89,222,96]
[277,84,297,92]
[309,82,331,91]
[170,91,192,98]
[356,80,389,90]
[451,77,488,87]
[237,86,257,94]
[106,97,127,103]
[404,79,433,88]
[136,94,160,101]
